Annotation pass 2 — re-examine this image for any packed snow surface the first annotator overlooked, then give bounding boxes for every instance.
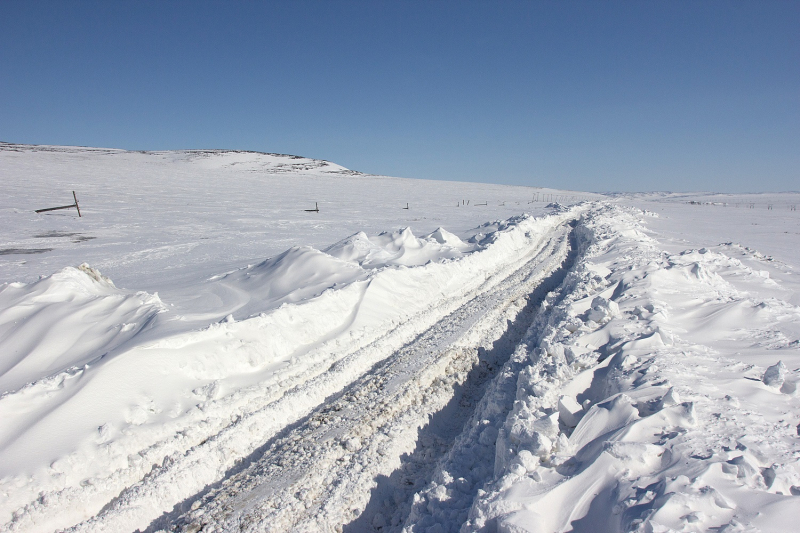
[1,144,799,532]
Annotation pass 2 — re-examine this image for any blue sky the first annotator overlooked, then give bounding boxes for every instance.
[1,1,798,192]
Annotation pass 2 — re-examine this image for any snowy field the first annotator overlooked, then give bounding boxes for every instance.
[1,143,799,533]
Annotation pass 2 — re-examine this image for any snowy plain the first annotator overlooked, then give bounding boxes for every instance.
[0,143,799,533]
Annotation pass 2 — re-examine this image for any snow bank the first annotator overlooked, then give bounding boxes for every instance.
[4,144,799,532]
[0,263,165,395]
[324,227,471,268]
[408,204,800,533]
[0,209,576,532]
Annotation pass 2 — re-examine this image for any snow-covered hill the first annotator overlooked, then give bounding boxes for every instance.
[1,144,799,532]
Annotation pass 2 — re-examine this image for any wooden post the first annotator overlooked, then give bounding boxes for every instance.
[35,191,81,216]
[304,202,319,213]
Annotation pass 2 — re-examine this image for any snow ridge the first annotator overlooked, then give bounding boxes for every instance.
[0,207,578,532]
[2,194,799,532]
[165,221,577,532]
[449,204,800,533]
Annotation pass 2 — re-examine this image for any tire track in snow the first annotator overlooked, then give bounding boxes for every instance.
[397,222,581,533]
[353,223,580,533]
[163,222,578,532]
[58,215,577,533]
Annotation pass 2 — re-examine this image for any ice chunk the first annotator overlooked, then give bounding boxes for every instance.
[533,412,561,439]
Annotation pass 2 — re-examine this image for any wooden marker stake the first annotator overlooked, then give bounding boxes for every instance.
[35,191,82,217]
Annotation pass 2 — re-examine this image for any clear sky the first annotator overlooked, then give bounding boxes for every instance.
[1,1,798,192]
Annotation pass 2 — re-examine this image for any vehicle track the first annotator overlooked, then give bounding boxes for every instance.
[165,221,578,533]
[59,216,577,533]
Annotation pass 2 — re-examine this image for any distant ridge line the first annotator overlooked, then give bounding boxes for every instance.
[0,142,369,175]
[1,141,313,161]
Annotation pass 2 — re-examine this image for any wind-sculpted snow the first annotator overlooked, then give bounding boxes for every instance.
[0,264,166,394]
[438,204,800,533]
[0,204,578,532]
[162,216,579,533]
[2,144,800,532]
[2,143,579,293]
[3,203,800,532]
[324,227,472,268]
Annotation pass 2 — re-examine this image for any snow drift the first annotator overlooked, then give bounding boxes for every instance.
[0,209,575,532]
[1,144,799,533]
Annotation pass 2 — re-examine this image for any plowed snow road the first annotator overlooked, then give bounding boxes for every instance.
[53,215,582,533]
[155,221,578,533]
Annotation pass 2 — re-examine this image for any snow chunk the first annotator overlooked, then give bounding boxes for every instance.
[513,450,540,472]
[586,295,620,324]
[343,437,361,452]
[762,361,787,388]
[77,263,116,287]
[659,387,680,408]
[557,395,583,428]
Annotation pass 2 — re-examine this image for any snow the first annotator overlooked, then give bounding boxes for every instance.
[458,203,800,533]
[1,143,799,532]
